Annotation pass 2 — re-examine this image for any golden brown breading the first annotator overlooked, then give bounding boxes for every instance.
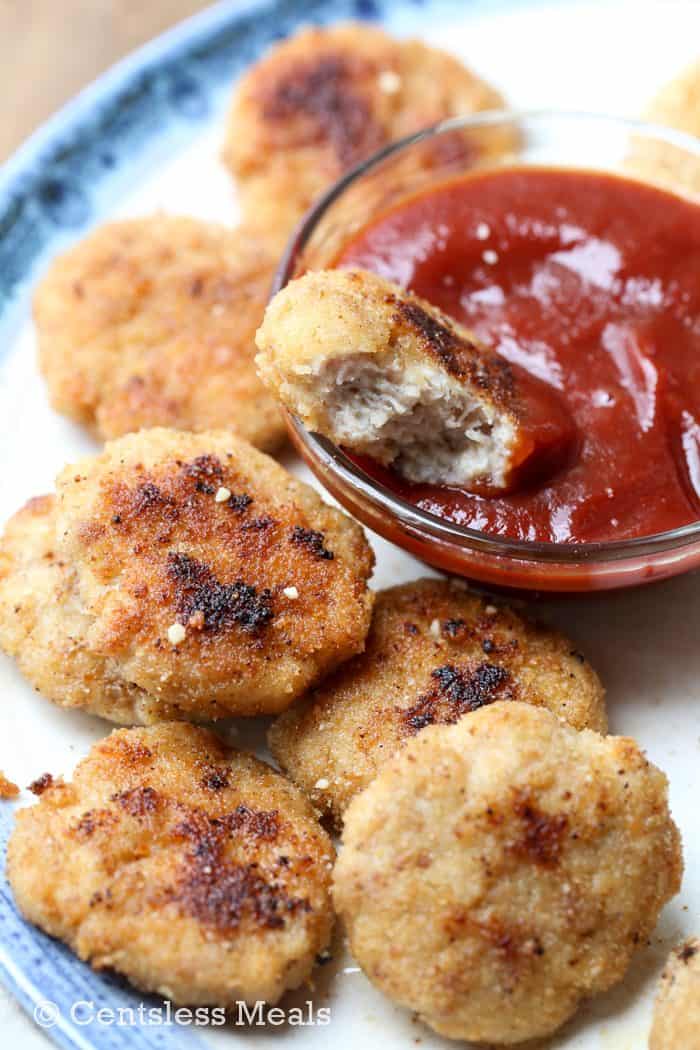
[0,494,156,723]
[0,771,19,799]
[0,428,374,722]
[628,60,700,195]
[8,724,334,1005]
[223,23,509,245]
[650,938,700,1050]
[35,216,285,450]
[333,702,682,1045]
[269,578,606,825]
[647,59,700,140]
[256,268,574,492]
[57,428,375,717]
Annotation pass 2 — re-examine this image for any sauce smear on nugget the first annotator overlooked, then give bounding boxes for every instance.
[338,166,700,543]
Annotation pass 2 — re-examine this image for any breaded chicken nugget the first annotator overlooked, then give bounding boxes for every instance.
[0,494,158,723]
[256,269,574,494]
[647,59,700,140]
[224,23,509,244]
[0,429,374,722]
[628,60,700,194]
[0,771,19,799]
[650,938,700,1050]
[57,429,374,718]
[333,703,682,1045]
[35,216,285,450]
[7,724,334,1005]
[269,578,606,824]
[0,494,215,723]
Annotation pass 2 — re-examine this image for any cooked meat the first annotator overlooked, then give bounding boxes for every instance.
[627,59,700,194]
[256,268,574,493]
[269,578,607,825]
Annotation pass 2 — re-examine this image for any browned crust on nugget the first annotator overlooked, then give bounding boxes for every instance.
[626,60,700,196]
[224,23,509,244]
[34,216,285,450]
[7,724,334,1005]
[650,937,700,1050]
[55,428,374,718]
[257,268,519,417]
[646,59,700,139]
[333,703,682,1044]
[0,772,19,799]
[0,493,157,723]
[269,579,606,824]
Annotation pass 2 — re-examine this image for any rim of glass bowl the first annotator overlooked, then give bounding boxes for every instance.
[272,110,700,565]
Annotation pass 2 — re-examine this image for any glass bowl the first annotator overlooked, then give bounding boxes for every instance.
[272,111,700,594]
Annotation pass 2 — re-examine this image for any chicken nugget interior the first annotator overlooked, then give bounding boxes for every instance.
[256,268,575,494]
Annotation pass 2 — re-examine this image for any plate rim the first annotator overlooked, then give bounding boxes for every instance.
[0,0,261,191]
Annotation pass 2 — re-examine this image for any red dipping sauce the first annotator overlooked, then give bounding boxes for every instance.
[337,168,700,544]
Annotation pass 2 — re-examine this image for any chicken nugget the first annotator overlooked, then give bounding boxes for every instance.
[0,428,374,721]
[650,938,700,1050]
[647,59,700,140]
[628,60,700,194]
[0,772,19,799]
[0,493,157,722]
[7,724,334,1005]
[333,702,682,1045]
[224,23,509,245]
[269,578,606,824]
[256,269,574,493]
[35,216,285,450]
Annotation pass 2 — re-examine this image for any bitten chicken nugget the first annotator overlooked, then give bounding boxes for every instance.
[256,269,574,494]
[35,216,285,450]
[0,428,374,722]
[7,724,334,1005]
[650,938,700,1050]
[224,23,509,245]
[269,578,606,824]
[334,702,682,1045]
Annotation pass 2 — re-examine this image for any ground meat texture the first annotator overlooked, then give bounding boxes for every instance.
[255,269,546,494]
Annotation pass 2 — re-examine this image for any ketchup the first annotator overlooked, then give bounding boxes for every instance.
[337,167,700,543]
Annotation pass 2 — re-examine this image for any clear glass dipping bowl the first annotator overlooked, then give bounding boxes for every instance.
[272,112,700,593]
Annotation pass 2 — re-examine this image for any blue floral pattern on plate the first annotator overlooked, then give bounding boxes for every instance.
[0,0,438,336]
[0,806,206,1050]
